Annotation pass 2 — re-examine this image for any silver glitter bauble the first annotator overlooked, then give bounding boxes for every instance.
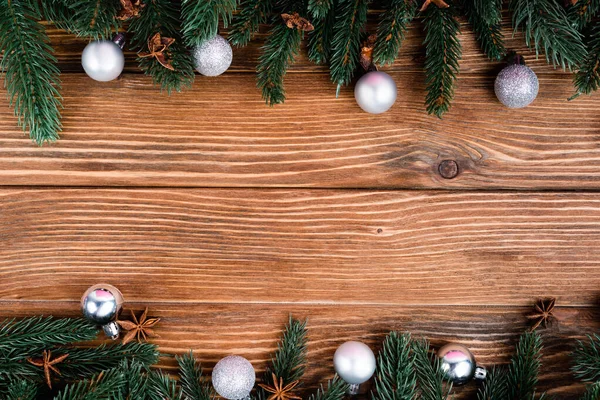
[354,71,397,114]
[81,37,125,82]
[81,284,124,340]
[494,64,539,109]
[212,355,255,399]
[333,341,376,394]
[193,35,233,77]
[437,343,487,385]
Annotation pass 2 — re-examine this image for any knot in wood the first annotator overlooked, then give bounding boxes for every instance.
[438,160,459,179]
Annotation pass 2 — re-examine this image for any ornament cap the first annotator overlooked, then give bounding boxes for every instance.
[347,383,360,395]
[474,366,487,381]
[103,321,121,340]
[112,33,126,49]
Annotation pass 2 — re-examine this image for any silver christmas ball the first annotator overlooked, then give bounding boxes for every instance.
[494,64,539,108]
[333,341,376,386]
[193,35,233,77]
[354,71,397,114]
[437,343,487,385]
[81,284,124,339]
[81,39,125,82]
[212,355,255,399]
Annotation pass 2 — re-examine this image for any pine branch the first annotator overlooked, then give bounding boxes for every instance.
[462,0,505,61]
[373,0,418,66]
[477,367,507,400]
[0,0,62,144]
[148,370,182,400]
[412,340,451,400]
[510,0,587,70]
[579,382,600,400]
[39,0,76,32]
[572,23,600,99]
[176,351,213,400]
[68,0,121,39]
[507,331,543,400]
[573,334,600,382]
[5,379,37,400]
[330,0,368,94]
[308,0,334,19]
[111,360,150,400]
[422,2,461,118]
[181,0,237,47]
[568,0,600,30]
[308,375,348,400]
[229,0,274,47]
[54,368,126,400]
[256,22,302,105]
[372,332,416,400]
[308,6,335,64]
[128,0,195,93]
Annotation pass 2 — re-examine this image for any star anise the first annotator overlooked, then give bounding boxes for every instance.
[138,33,176,71]
[528,297,556,331]
[259,373,301,400]
[281,13,314,31]
[117,0,145,20]
[360,34,377,70]
[117,307,160,344]
[419,0,449,12]
[27,350,69,389]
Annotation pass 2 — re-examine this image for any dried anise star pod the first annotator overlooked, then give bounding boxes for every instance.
[419,0,450,12]
[360,34,377,71]
[138,33,176,71]
[117,307,160,344]
[27,350,69,389]
[118,0,145,20]
[528,297,557,331]
[281,13,314,31]
[259,373,302,400]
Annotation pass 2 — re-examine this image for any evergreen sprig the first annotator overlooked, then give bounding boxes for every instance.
[573,334,600,382]
[507,331,544,400]
[307,376,348,400]
[373,0,418,66]
[330,0,368,94]
[422,3,461,118]
[229,0,274,47]
[0,0,62,144]
[463,0,505,61]
[372,332,416,400]
[181,0,237,47]
[5,379,38,400]
[54,368,126,400]
[572,23,600,99]
[579,382,600,400]
[412,340,451,400]
[476,367,507,400]
[68,0,121,39]
[510,0,587,70]
[308,7,335,64]
[147,370,182,400]
[128,0,195,93]
[111,360,150,400]
[308,0,334,19]
[569,0,600,30]
[39,0,76,32]
[176,351,213,400]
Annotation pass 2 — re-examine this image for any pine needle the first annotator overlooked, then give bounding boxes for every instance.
[412,339,451,400]
[373,0,418,66]
[176,351,213,400]
[573,334,600,382]
[476,367,508,400]
[571,23,600,100]
[68,0,121,39]
[53,368,126,400]
[181,0,237,47]
[463,0,505,61]
[308,375,348,400]
[5,379,37,400]
[372,332,417,400]
[568,0,600,30]
[148,370,182,400]
[507,331,544,400]
[229,0,274,47]
[308,6,335,64]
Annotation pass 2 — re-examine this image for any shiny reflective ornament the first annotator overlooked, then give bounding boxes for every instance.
[495,64,539,109]
[81,284,124,340]
[437,343,487,385]
[193,35,233,77]
[212,355,255,399]
[81,34,126,82]
[333,341,376,395]
[354,71,397,114]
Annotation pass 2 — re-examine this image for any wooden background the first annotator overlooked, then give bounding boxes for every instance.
[1,11,600,399]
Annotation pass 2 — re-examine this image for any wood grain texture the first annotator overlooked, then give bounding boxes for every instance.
[2,188,599,306]
[0,301,596,399]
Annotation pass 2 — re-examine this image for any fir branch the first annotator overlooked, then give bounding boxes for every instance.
[422,2,461,118]
[462,0,505,61]
[181,0,237,47]
[0,317,97,354]
[308,0,334,19]
[308,375,348,400]
[373,0,418,66]
[573,334,600,382]
[147,370,182,400]
[176,351,213,400]
[507,331,543,400]
[579,382,600,400]
[5,379,37,400]
[330,0,368,94]
[412,340,451,400]
[510,0,587,70]
[128,0,195,93]
[229,0,274,47]
[572,23,600,99]
[39,0,76,32]
[568,0,600,30]
[308,7,335,64]
[256,22,302,105]
[111,360,150,400]
[68,0,121,39]
[0,0,62,144]
[372,332,416,400]
[54,368,126,400]
[477,367,507,400]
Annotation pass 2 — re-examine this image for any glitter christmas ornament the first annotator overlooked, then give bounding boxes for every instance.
[81,34,126,82]
[437,343,487,385]
[81,284,124,339]
[193,35,233,77]
[495,63,539,109]
[333,341,376,394]
[212,355,255,399]
[354,71,397,114]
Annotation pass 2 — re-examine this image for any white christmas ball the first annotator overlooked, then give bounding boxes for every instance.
[494,64,539,108]
[193,35,233,77]
[354,71,397,114]
[333,341,376,385]
[212,355,255,399]
[81,40,125,82]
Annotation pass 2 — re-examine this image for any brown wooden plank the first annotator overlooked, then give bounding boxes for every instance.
[2,188,599,306]
[0,72,598,189]
[0,301,594,399]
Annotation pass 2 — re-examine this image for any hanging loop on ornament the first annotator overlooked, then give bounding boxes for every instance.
[112,33,126,49]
